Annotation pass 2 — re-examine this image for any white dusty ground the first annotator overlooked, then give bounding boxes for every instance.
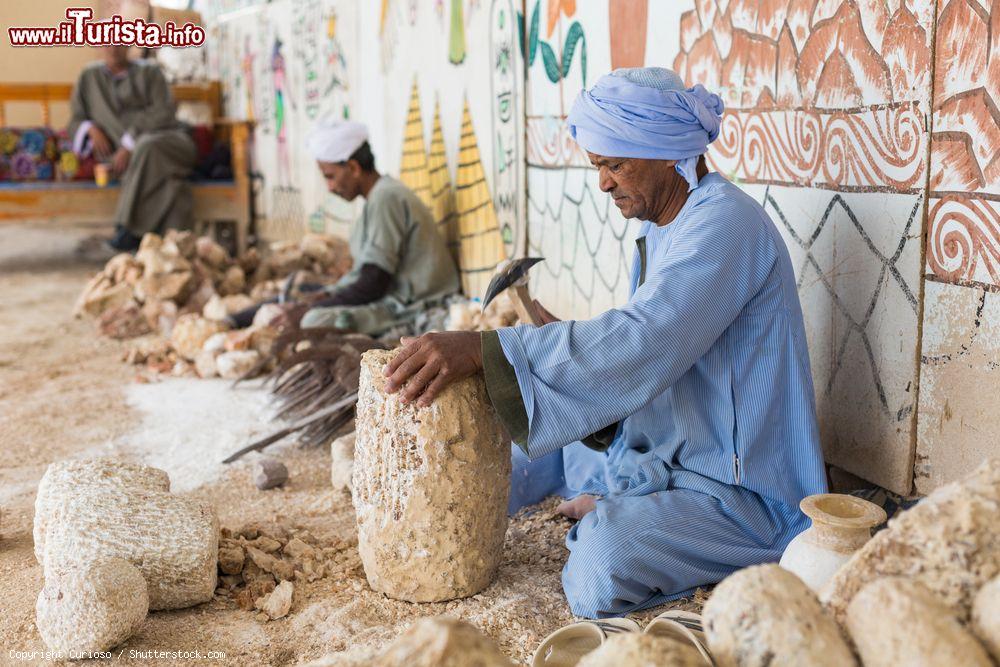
[0,225,697,666]
[111,377,279,493]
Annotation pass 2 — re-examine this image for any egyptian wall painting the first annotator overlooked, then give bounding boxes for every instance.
[674,0,939,495]
[914,0,1000,494]
[358,0,526,298]
[524,1,680,318]
[206,0,357,242]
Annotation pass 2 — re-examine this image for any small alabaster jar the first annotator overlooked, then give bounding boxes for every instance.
[779,493,887,591]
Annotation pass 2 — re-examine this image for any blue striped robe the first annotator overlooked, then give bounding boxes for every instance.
[499,173,827,617]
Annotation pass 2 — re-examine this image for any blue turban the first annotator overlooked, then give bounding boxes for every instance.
[566,67,724,192]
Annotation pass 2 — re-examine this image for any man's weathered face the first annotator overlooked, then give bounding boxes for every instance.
[102,45,129,69]
[587,152,679,221]
[319,160,362,201]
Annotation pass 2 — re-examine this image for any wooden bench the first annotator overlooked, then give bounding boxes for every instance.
[0,81,253,253]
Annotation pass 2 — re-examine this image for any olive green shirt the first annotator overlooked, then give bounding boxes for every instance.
[337,175,460,307]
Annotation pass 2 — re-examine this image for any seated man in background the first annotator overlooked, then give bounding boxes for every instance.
[231,120,460,337]
[71,45,196,255]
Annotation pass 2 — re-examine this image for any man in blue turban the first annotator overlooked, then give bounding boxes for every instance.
[380,68,827,617]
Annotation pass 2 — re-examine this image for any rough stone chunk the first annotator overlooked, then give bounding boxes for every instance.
[218,265,246,295]
[822,458,1000,624]
[142,298,178,337]
[846,577,992,667]
[34,459,170,564]
[252,303,285,328]
[164,229,196,259]
[202,332,228,354]
[97,300,151,339]
[136,270,194,304]
[246,545,294,581]
[75,277,133,318]
[36,558,148,654]
[283,537,316,562]
[202,294,255,322]
[353,350,510,602]
[195,236,229,268]
[136,233,190,275]
[249,535,282,553]
[218,544,245,575]
[249,326,278,356]
[183,278,217,314]
[972,575,1000,661]
[373,617,513,667]
[104,253,143,284]
[216,350,260,380]
[170,314,229,361]
[577,633,704,667]
[253,458,288,490]
[300,234,334,264]
[224,329,254,351]
[703,564,856,667]
[255,580,293,620]
[43,487,218,610]
[194,350,218,378]
[330,432,356,492]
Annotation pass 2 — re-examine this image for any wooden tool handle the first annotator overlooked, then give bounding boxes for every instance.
[510,285,545,326]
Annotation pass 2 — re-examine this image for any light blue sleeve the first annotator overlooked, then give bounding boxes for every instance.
[496,192,780,458]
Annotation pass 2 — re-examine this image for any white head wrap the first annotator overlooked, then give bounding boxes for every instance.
[306,119,369,163]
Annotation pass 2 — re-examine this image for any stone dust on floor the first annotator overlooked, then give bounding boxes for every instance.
[0,228,699,666]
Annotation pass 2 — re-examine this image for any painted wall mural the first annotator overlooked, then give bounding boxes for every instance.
[491,0,525,258]
[926,0,1000,290]
[524,0,991,494]
[361,0,524,298]
[208,0,357,241]
[524,0,668,319]
[674,0,934,191]
[667,0,937,494]
[915,0,1000,493]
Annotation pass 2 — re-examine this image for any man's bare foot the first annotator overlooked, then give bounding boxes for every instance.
[557,494,598,520]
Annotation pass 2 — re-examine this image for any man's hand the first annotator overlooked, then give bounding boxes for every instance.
[268,302,310,329]
[111,147,131,177]
[301,290,332,306]
[88,124,114,160]
[383,331,482,407]
[557,494,598,520]
[532,299,561,325]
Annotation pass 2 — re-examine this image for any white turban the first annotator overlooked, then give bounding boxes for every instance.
[306,119,369,163]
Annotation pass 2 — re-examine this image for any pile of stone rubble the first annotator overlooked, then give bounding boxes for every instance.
[74,230,352,380]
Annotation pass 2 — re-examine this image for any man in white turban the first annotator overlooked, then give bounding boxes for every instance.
[232,120,460,334]
[378,68,826,618]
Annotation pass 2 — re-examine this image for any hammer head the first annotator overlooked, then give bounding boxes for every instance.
[481,257,544,310]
